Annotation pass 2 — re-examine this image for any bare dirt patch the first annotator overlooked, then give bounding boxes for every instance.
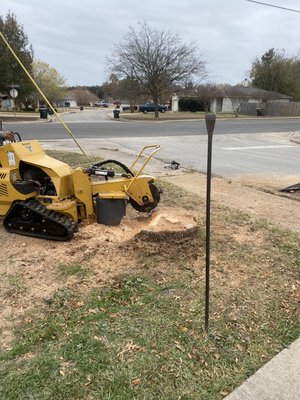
[0,206,198,349]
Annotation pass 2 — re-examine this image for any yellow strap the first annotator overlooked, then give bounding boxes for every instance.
[0,31,91,162]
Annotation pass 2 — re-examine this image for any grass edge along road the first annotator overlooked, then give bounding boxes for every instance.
[0,152,299,400]
[0,109,261,122]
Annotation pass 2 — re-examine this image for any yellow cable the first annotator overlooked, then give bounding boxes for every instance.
[0,31,91,162]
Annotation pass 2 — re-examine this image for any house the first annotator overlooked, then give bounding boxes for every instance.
[173,83,292,115]
[210,85,292,115]
[56,92,77,108]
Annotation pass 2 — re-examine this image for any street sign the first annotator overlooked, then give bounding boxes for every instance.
[10,88,18,98]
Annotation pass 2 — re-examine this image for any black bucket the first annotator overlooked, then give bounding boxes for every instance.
[96,198,126,225]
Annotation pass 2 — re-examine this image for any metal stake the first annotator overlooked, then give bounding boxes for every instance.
[204,113,216,332]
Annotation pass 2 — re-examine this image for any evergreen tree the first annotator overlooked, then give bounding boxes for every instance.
[249,48,300,99]
[0,12,34,107]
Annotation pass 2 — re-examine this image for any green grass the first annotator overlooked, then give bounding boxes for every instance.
[1,272,27,297]
[0,152,299,400]
[45,150,100,169]
[46,150,126,174]
[0,265,299,399]
[57,263,89,278]
[120,111,257,121]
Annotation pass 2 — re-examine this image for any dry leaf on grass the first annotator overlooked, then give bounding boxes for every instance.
[117,341,144,361]
[131,378,141,385]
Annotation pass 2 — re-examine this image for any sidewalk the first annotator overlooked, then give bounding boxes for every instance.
[224,338,300,400]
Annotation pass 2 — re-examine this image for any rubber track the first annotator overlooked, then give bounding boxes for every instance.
[3,199,77,241]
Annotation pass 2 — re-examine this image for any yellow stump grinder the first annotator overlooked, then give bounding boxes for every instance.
[0,133,161,241]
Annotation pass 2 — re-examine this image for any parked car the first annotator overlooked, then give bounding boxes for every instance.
[94,101,108,107]
[113,100,122,106]
[138,102,168,114]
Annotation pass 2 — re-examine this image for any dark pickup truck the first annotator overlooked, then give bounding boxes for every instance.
[138,102,168,114]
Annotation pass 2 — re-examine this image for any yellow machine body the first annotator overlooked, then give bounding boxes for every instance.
[0,138,160,240]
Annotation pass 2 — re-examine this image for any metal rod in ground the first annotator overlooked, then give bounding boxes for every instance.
[204,113,216,332]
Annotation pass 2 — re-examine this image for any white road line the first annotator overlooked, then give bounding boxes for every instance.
[224,145,295,150]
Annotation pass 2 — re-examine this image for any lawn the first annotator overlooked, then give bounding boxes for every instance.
[119,110,252,121]
[0,152,299,400]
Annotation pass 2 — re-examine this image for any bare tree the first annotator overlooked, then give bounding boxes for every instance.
[101,74,121,102]
[118,77,141,112]
[107,21,207,118]
[230,96,245,117]
[196,83,219,111]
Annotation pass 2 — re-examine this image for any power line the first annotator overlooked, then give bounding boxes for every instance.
[246,0,300,13]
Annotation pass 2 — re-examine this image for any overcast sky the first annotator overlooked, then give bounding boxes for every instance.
[1,0,300,87]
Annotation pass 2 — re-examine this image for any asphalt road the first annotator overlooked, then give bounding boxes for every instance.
[5,112,300,139]
[4,110,300,177]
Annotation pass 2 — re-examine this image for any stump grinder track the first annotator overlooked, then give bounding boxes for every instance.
[3,199,77,241]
